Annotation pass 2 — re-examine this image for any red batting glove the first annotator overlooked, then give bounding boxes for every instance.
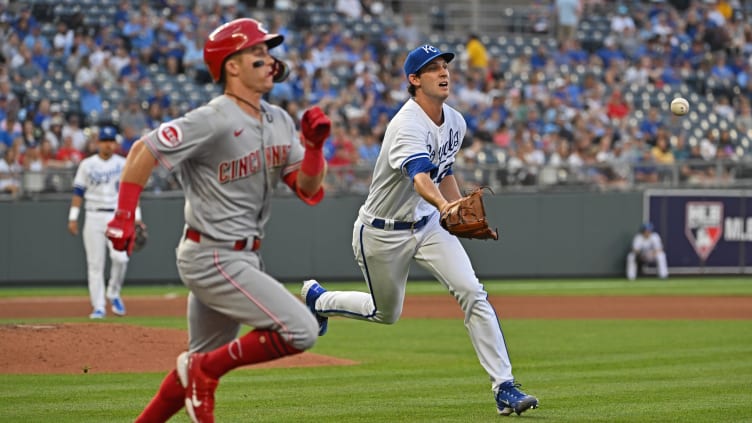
[106,210,136,255]
[301,106,331,150]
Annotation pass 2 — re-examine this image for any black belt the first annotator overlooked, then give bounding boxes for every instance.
[93,208,115,212]
[371,215,430,231]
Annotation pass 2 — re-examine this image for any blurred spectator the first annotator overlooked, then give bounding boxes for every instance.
[396,14,421,48]
[358,131,381,166]
[52,21,74,57]
[79,83,104,118]
[75,55,97,87]
[62,114,87,152]
[20,118,43,148]
[466,33,489,73]
[0,112,22,149]
[611,4,636,37]
[554,0,582,45]
[634,148,660,183]
[10,44,43,85]
[605,90,630,121]
[681,143,714,183]
[639,107,663,143]
[54,134,84,167]
[336,0,363,19]
[44,115,65,149]
[0,146,21,196]
[19,141,44,172]
[119,54,148,83]
[120,99,148,136]
[118,125,140,156]
[327,124,359,170]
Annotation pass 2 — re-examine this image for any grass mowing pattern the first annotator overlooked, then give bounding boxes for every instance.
[0,279,750,421]
[1,317,750,422]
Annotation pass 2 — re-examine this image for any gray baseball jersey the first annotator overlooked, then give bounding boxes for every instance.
[142,95,317,353]
[143,95,305,241]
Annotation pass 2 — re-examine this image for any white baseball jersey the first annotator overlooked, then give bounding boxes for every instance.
[627,232,668,279]
[632,232,664,256]
[315,97,520,391]
[73,153,129,314]
[73,154,126,209]
[359,98,466,224]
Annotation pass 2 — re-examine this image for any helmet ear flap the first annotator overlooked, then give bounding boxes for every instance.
[272,57,289,83]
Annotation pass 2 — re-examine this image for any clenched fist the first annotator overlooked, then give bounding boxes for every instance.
[301,106,331,150]
[106,209,136,256]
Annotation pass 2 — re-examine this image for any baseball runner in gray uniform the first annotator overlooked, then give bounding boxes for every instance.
[301,45,539,416]
[105,18,331,423]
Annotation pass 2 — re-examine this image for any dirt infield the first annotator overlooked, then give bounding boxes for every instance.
[1,295,750,374]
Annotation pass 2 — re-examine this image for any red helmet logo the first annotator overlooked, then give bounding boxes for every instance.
[203,18,283,82]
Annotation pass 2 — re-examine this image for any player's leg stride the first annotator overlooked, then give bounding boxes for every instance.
[301,279,328,336]
[176,352,218,423]
[134,369,186,423]
[495,380,539,416]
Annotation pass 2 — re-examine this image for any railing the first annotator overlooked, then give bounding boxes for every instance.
[3,159,750,201]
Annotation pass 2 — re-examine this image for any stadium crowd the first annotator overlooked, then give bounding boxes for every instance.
[1,0,751,197]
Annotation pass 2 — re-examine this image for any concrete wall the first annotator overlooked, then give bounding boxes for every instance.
[0,191,643,285]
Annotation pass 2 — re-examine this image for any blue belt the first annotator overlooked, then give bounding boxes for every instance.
[371,215,430,231]
[93,208,115,212]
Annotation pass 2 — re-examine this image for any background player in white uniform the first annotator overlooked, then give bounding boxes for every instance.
[105,18,331,423]
[626,222,669,280]
[301,45,539,417]
[68,126,140,319]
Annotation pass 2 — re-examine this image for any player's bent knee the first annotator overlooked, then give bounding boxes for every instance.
[373,312,400,325]
[290,315,319,351]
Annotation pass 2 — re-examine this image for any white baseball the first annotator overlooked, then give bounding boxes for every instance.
[670,97,689,116]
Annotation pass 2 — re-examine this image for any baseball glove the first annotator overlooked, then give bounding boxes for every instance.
[440,187,499,240]
[132,222,148,252]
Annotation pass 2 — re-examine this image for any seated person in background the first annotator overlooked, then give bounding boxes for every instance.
[626,222,668,281]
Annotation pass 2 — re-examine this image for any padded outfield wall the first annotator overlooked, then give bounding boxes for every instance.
[0,191,647,285]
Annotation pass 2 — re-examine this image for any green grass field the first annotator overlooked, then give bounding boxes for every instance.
[1,278,751,422]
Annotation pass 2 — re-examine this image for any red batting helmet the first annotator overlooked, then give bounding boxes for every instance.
[203,18,284,82]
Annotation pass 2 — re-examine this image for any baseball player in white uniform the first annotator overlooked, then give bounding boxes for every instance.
[68,126,140,319]
[105,18,330,423]
[626,222,669,280]
[301,45,539,416]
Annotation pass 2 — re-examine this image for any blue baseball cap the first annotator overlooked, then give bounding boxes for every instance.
[403,44,455,79]
[99,125,118,141]
[640,222,654,232]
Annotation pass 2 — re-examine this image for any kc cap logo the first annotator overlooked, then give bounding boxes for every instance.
[403,44,455,79]
[98,125,118,141]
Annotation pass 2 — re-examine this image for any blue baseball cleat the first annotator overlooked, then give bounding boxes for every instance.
[110,297,126,316]
[495,380,538,416]
[301,279,328,336]
[89,309,105,319]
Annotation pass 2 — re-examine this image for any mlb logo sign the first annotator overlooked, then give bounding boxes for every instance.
[685,202,724,261]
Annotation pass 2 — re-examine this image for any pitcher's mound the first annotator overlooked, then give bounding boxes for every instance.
[0,323,356,375]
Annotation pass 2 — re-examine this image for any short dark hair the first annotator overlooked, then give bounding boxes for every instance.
[406,68,424,97]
